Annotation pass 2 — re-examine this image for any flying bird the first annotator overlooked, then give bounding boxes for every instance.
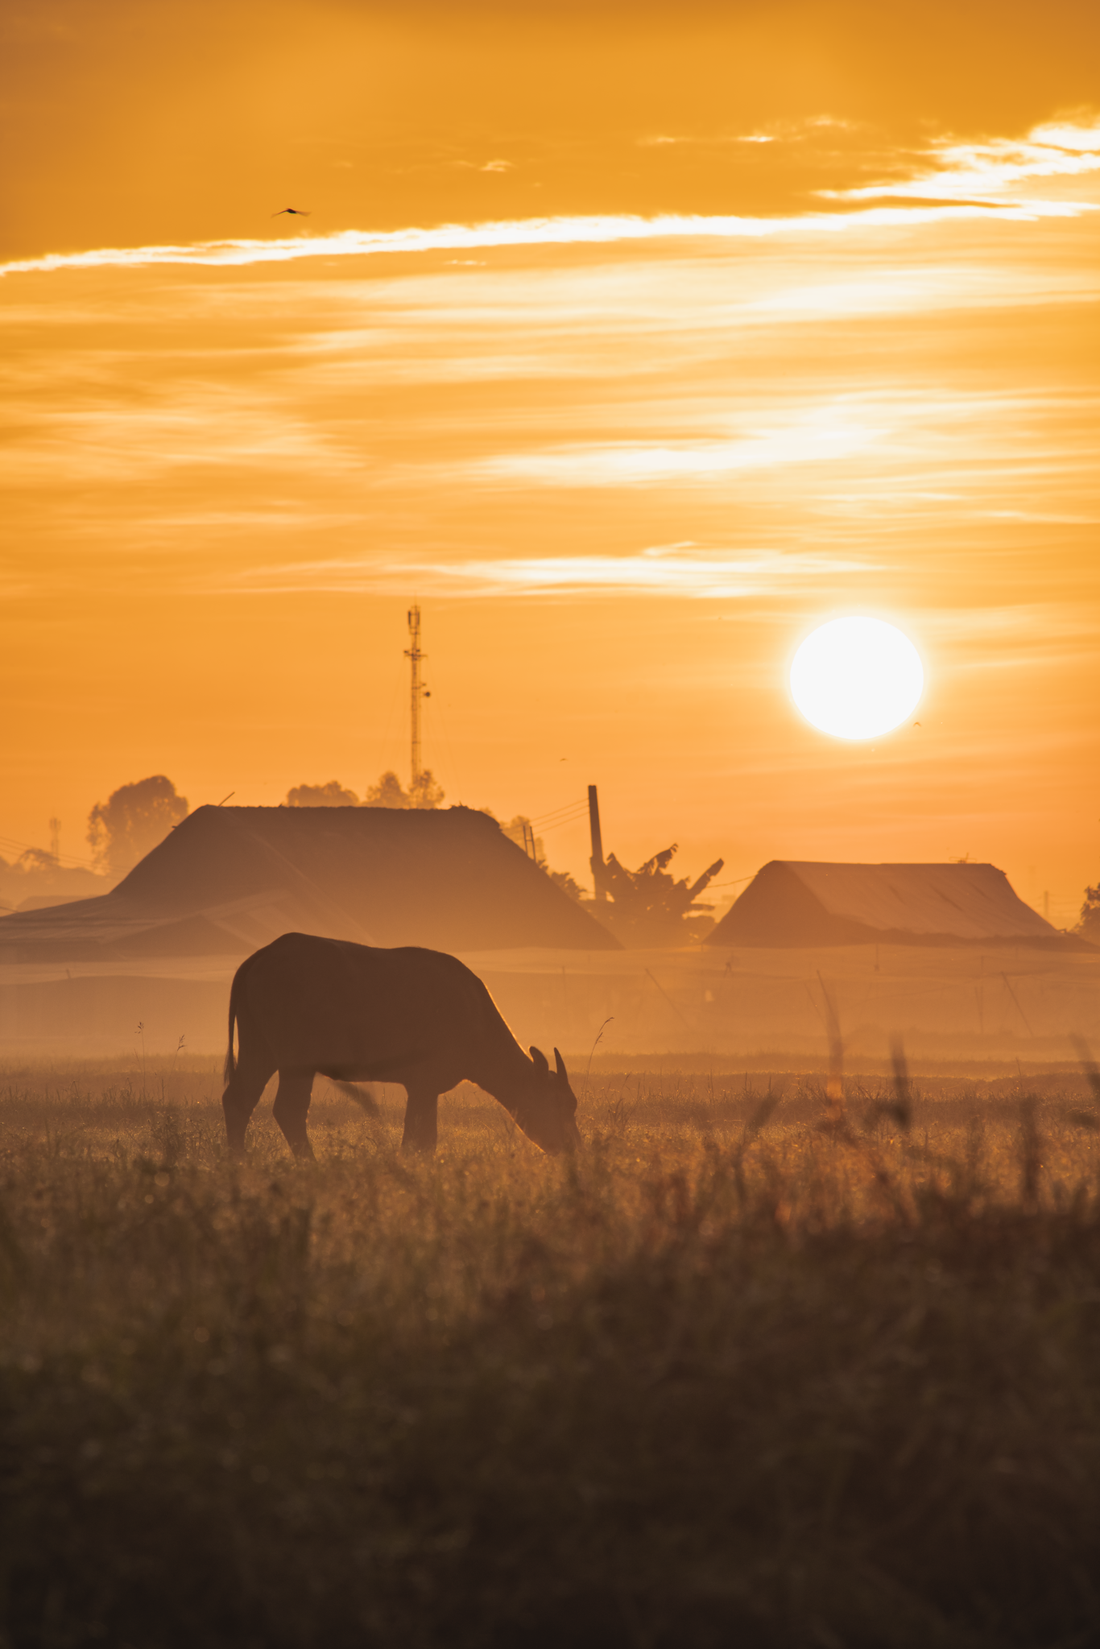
[272,207,311,217]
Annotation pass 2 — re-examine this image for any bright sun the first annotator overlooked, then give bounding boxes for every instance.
[790,617,924,741]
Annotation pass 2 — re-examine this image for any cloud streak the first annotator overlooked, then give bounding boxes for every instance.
[2,203,1091,282]
[824,119,1100,205]
[230,547,878,599]
[474,411,882,486]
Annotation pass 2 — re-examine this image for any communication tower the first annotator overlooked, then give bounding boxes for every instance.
[404,606,429,789]
[48,817,60,863]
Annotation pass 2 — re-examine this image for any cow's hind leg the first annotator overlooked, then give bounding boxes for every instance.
[222,1055,274,1160]
[401,1083,439,1156]
[272,1067,317,1161]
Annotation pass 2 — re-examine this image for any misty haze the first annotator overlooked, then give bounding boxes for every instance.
[3,3,1100,1645]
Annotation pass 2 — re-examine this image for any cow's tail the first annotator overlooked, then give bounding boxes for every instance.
[224,960,249,1084]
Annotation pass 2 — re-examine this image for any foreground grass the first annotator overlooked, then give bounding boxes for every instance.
[1,1062,1100,1647]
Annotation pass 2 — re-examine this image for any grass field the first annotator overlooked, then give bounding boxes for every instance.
[2,1056,1100,1647]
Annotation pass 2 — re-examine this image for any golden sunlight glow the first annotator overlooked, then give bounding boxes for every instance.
[790,618,924,741]
[3,14,1100,915]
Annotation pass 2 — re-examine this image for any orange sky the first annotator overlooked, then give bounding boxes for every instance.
[3,0,1100,925]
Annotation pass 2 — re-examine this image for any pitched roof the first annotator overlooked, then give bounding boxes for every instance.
[705,860,1089,949]
[0,805,620,961]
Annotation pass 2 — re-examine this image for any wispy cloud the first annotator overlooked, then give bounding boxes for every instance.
[473,408,881,486]
[639,133,777,147]
[639,118,848,149]
[3,191,1093,282]
[0,400,349,484]
[231,546,878,599]
[452,158,515,173]
[824,118,1100,205]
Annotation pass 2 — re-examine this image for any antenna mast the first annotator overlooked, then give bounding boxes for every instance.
[405,605,427,789]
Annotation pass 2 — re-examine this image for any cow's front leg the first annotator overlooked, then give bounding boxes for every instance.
[272,1067,317,1160]
[401,1084,439,1155]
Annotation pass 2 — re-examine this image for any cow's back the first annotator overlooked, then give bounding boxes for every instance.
[235,932,498,1081]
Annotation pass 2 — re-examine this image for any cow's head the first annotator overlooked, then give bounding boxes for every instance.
[514,1046,582,1154]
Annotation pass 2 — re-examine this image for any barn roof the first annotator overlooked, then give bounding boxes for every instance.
[0,805,620,962]
[705,860,1089,950]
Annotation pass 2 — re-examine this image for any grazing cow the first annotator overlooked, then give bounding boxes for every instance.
[222,932,581,1160]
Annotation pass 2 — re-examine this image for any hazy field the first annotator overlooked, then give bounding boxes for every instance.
[2,1057,1100,1647]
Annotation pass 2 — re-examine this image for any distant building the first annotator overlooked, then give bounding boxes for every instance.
[705,861,1090,950]
[0,806,621,962]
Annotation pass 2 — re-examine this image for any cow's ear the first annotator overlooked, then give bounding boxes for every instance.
[530,1046,550,1075]
[553,1047,569,1082]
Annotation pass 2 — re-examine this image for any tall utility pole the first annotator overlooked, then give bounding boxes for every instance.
[588,784,607,901]
[405,606,427,789]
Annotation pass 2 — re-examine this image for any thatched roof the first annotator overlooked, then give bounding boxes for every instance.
[706,861,1089,950]
[0,806,620,962]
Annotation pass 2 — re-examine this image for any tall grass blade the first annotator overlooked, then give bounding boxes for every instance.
[817,971,845,1116]
[889,1034,913,1132]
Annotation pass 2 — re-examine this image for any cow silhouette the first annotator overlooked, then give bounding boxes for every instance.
[222,932,581,1159]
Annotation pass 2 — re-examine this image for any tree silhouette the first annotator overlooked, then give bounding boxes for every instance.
[408,770,445,810]
[595,843,724,946]
[364,771,409,808]
[286,780,360,808]
[86,776,189,877]
[363,770,445,810]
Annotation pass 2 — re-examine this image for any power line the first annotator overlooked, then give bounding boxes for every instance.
[0,831,96,868]
[529,798,589,828]
[534,810,590,835]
